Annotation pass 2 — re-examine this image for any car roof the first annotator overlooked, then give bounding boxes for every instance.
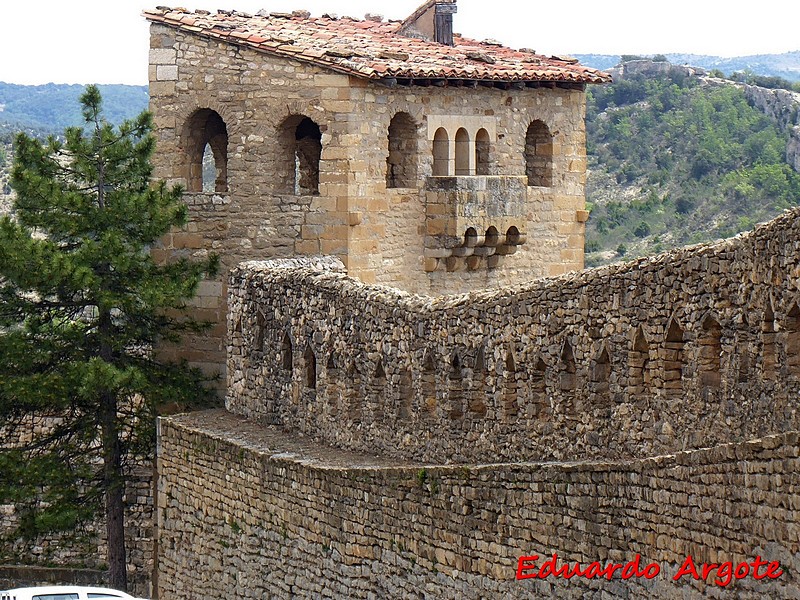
[0,586,138,599]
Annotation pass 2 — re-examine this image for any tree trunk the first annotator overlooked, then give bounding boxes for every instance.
[99,308,128,592]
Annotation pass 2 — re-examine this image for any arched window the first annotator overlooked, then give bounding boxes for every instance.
[448,352,464,420]
[455,128,470,175]
[432,127,450,176]
[304,346,317,389]
[525,120,553,187]
[629,327,650,397]
[475,128,490,175]
[281,332,293,371]
[664,319,685,396]
[183,108,228,192]
[386,112,418,188]
[699,316,722,388]
[278,115,322,195]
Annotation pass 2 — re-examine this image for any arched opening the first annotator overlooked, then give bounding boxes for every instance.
[183,108,228,192]
[455,127,470,175]
[448,352,464,420]
[525,120,553,187]
[484,226,499,247]
[386,112,418,188]
[397,366,414,420]
[369,359,387,421]
[304,346,317,389]
[253,311,265,351]
[591,347,611,402]
[432,127,450,176]
[629,327,650,398]
[531,356,548,419]
[469,346,487,417]
[278,115,322,195]
[475,128,490,175]
[505,226,523,246]
[503,351,518,418]
[699,316,722,388]
[281,332,293,371]
[664,319,685,396]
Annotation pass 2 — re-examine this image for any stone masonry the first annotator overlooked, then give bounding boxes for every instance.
[156,205,800,598]
[145,3,608,383]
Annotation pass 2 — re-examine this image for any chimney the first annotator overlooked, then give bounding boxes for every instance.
[434,1,457,46]
[397,0,458,46]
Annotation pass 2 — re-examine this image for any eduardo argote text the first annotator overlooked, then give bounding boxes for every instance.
[516,553,783,587]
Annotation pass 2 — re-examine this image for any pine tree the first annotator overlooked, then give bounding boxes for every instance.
[0,85,218,591]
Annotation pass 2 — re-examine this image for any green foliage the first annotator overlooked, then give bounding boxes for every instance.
[0,82,148,132]
[585,69,800,263]
[0,86,218,583]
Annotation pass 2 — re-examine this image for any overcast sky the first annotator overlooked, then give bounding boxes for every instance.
[2,0,799,85]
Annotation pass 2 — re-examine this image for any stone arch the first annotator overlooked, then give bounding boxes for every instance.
[182,108,228,192]
[304,345,317,389]
[448,352,464,419]
[629,326,651,397]
[278,114,322,195]
[397,364,414,420]
[253,311,266,351]
[455,127,470,175]
[469,346,488,416]
[369,358,388,422]
[475,127,491,175]
[386,112,418,188]
[525,120,553,187]
[503,350,518,418]
[432,127,450,176]
[281,332,293,371]
[559,339,577,392]
[591,346,611,403]
[698,314,722,388]
[531,356,548,419]
[485,226,500,247]
[663,318,685,396]
[421,351,437,418]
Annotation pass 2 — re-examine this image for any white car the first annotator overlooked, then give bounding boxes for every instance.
[0,587,147,600]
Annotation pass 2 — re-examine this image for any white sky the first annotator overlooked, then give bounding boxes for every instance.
[2,0,799,85]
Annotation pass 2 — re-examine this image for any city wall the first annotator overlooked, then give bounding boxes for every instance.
[226,208,800,464]
[156,410,799,599]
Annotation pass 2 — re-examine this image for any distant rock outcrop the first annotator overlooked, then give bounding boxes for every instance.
[611,58,800,173]
[738,84,800,172]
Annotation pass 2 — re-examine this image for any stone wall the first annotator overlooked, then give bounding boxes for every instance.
[156,410,799,599]
[149,21,589,381]
[227,207,800,464]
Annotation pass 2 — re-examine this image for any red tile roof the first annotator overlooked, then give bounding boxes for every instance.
[144,7,611,86]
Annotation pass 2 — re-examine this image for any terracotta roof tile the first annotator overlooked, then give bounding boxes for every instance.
[143,7,612,85]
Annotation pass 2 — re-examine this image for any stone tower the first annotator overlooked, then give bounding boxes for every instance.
[145,0,610,382]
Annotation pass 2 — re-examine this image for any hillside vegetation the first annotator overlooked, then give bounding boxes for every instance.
[576,51,800,83]
[584,67,800,265]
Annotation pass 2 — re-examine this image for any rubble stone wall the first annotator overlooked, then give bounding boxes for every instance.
[156,410,799,600]
[227,208,800,464]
